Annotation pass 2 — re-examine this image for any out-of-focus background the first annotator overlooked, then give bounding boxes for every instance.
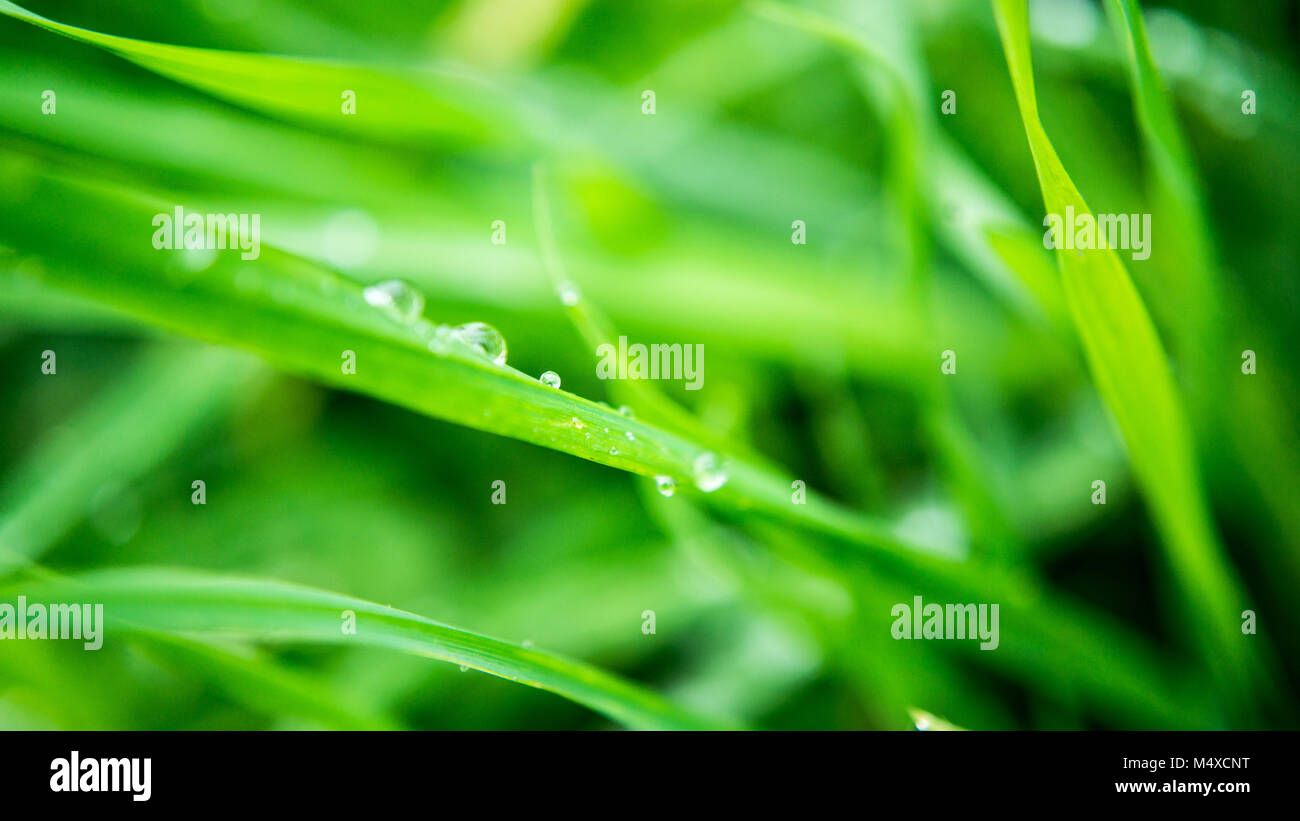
[0,0,1296,729]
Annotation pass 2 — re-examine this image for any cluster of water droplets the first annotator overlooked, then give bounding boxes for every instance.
[360,281,723,482]
[362,279,515,369]
[652,454,728,499]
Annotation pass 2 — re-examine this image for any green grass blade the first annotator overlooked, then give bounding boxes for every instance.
[0,164,950,569]
[129,632,401,730]
[991,0,1264,717]
[751,1,1067,326]
[1103,0,1300,596]
[0,0,519,146]
[4,568,728,730]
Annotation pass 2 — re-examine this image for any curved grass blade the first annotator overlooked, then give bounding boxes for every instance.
[3,568,729,730]
[991,0,1266,719]
[1103,0,1300,599]
[0,0,521,147]
[129,632,400,730]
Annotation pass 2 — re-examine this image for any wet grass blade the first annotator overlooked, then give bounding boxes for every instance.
[0,165,945,568]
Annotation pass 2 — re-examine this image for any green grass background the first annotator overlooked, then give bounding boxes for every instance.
[0,0,1296,729]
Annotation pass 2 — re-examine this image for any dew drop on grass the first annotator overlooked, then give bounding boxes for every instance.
[448,322,508,365]
[557,281,582,306]
[624,431,635,441]
[412,319,435,339]
[458,664,469,672]
[609,446,619,455]
[692,451,728,493]
[569,416,584,429]
[363,279,425,323]
[522,640,534,649]
[618,405,634,418]
[539,370,561,388]
[654,475,676,497]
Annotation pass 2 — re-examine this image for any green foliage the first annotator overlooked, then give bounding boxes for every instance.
[0,0,1295,729]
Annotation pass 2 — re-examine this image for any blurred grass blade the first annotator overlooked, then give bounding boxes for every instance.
[991,0,1265,717]
[908,707,965,731]
[0,0,521,146]
[1102,0,1218,339]
[751,0,1067,326]
[5,568,728,730]
[0,345,267,575]
[131,632,400,730]
[1103,0,1300,594]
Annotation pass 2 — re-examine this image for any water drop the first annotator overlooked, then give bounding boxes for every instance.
[539,370,561,388]
[618,405,634,418]
[363,279,424,323]
[692,451,728,493]
[609,446,619,456]
[569,417,584,429]
[458,664,469,672]
[654,475,676,497]
[624,431,635,441]
[449,322,508,365]
[522,639,534,649]
[412,319,437,340]
[557,281,581,306]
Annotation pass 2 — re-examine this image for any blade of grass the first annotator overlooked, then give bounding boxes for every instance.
[991,0,1266,719]
[750,0,1068,327]
[128,632,401,730]
[752,1,1029,557]
[0,0,521,147]
[0,164,959,571]
[2,567,729,730]
[1103,0,1300,601]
